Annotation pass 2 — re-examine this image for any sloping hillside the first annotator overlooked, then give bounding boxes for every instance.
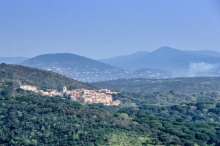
[99,51,150,69]
[93,77,220,94]
[20,53,129,82]
[1,78,220,145]
[0,63,94,91]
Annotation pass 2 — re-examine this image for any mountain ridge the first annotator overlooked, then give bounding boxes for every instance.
[20,53,132,82]
[19,47,220,81]
[98,51,150,68]
[99,47,220,76]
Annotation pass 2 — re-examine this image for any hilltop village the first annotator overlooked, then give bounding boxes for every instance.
[20,85,120,106]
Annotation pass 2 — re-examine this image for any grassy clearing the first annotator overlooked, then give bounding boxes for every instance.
[107,131,151,146]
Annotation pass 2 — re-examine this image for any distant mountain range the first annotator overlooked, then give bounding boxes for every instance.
[99,51,150,67]
[11,47,220,82]
[20,53,131,82]
[0,57,28,64]
[20,53,170,82]
[99,47,220,77]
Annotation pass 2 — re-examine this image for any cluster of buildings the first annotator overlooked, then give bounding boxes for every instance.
[20,85,120,106]
[20,85,61,96]
[62,87,120,106]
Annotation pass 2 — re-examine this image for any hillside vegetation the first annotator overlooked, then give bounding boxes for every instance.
[0,80,152,145]
[0,63,94,91]
[0,79,220,145]
[93,77,220,94]
[1,64,220,145]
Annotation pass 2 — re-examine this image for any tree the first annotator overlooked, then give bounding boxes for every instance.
[1,89,10,97]
[195,132,210,142]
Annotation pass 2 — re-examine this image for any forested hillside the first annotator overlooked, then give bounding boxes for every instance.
[112,91,220,106]
[0,79,220,145]
[1,64,220,145]
[0,80,152,145]
[0,63,94,91]
[93,77,220,94]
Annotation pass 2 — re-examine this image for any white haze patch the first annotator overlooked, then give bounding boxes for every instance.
[188,62,219,77]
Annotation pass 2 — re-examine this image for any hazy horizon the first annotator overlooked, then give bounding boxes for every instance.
[2,47,220,60]
[1,0,220,59]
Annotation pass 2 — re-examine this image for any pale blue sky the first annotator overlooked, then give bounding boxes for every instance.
[1,0,220,59]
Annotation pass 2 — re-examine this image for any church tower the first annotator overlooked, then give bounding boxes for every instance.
[63,86,67,93]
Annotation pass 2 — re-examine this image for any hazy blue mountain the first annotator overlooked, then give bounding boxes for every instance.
[99,47,191,71]
[20,48,220,82]
[187,50,220,57]
[0,57,28,64]
[20,53,132,82]
[99,51,150,68]
[99,47,220,77]
[20,53,171,82]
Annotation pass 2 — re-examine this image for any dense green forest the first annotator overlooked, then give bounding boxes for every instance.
[1,64,220,145]
[1,79,220,145]
[0,63,94,91]
[93,78,220,94]
[119,102,220,123]
[111,91,220,122]
[112,91,220,106]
